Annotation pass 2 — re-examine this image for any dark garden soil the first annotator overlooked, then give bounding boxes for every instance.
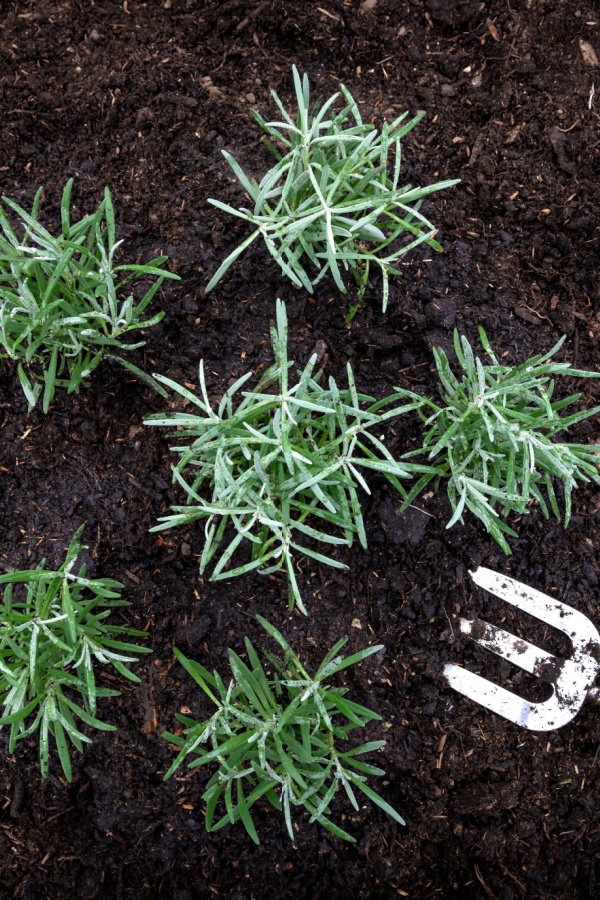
[1,0,600,897]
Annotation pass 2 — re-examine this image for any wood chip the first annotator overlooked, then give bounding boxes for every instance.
[486,18,500,41]
[317,7,342,21]
[580,39,599,66]
[505,124,524,144]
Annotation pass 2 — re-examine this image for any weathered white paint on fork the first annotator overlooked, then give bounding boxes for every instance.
[443,567,600,731]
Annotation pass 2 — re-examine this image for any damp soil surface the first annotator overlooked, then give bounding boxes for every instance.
[1,1,600,897]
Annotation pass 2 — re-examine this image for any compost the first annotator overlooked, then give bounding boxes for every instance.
[0,1,599,897]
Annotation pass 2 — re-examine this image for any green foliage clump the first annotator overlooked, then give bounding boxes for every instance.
[399,329,600,552]
[163,615,404,844]
[0,178,179,412]
[145,299,432,613]
[0,527,150,780]
[207,66,458,311]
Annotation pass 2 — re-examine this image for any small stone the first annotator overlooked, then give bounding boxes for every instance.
[181,542,192,557]
[583,563,598,587]
[174,614,211,647]
[135,107,154,127]
[351,618,362,629]
[245,92,256,104]
[89,28,101,42]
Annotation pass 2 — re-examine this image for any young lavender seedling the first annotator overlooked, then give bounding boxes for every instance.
[0,179,179,411]
[398,328,600,552]
[163,615,404,844]
[145,299,433,612]
[207,66,458,311]
[0,527,150,780]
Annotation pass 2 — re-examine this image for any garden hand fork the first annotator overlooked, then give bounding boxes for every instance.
[444,567,600,731]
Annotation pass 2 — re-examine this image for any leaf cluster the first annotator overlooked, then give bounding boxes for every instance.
[145,300,432,612]
[0,526,150,780]
[163,616,403,844]
[400,328,600,552]
[0,179,179,412]
[207,66,458,311]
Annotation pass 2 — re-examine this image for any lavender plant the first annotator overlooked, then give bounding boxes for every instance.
[0,527,150,780]
[163,616,403,844]
[399,329,600,552]
[0,179,179,411]
[145,300,433,612]
[207,67,458,310]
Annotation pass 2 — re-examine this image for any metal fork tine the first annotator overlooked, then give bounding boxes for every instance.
[444,664,537,727]
[443,568,600,732]
[443,663,580,731]
[459,617,555,676]
[472,567,600,651]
